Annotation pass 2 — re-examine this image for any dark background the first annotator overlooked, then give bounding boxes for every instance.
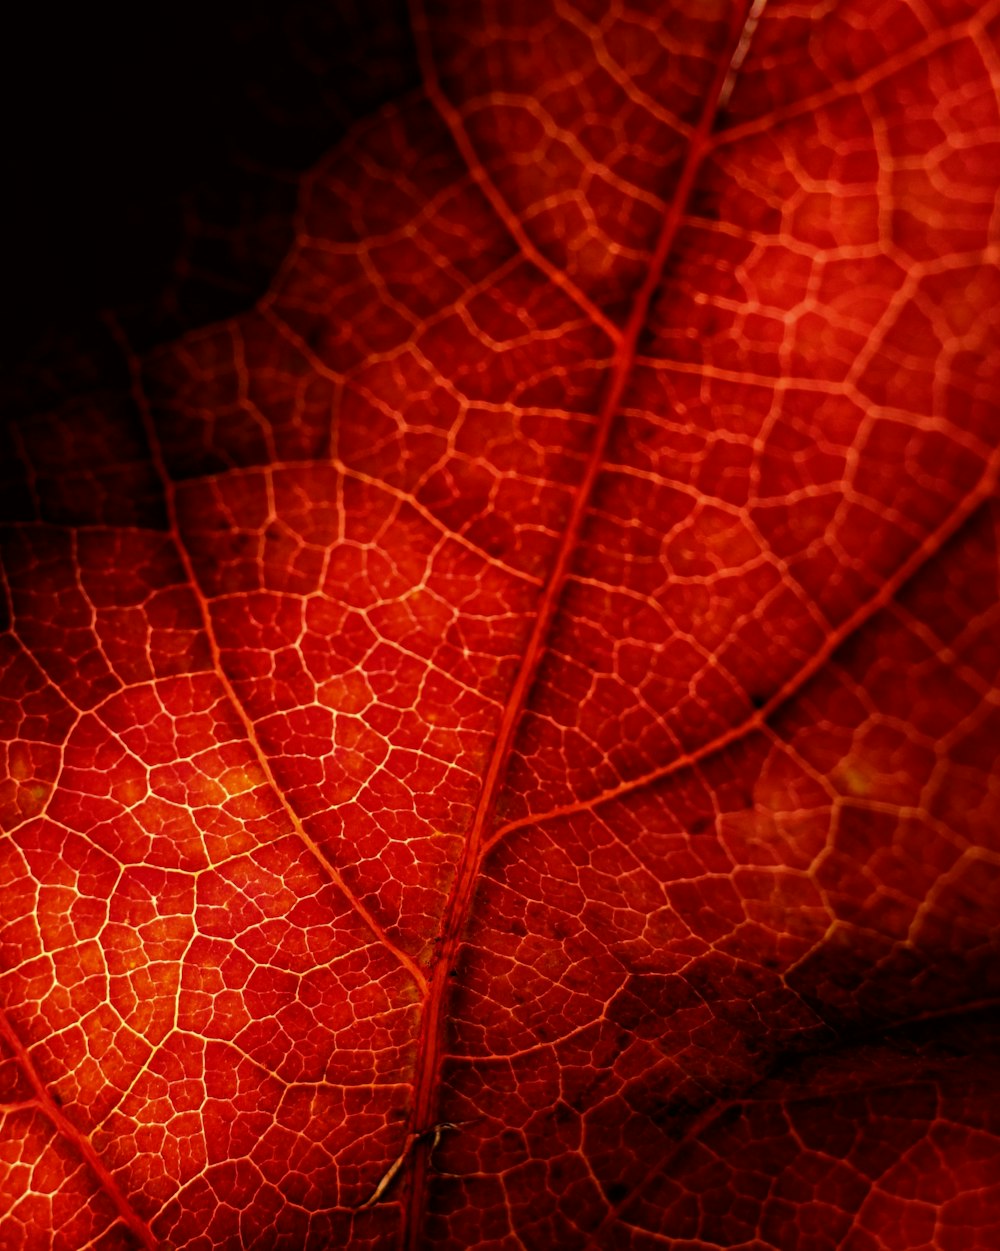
[3,0,417,370]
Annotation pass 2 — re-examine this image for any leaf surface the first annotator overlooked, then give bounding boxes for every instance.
[2,1,1000,1248]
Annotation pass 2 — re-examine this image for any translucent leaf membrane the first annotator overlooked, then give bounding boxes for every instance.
[2,1,998,1248]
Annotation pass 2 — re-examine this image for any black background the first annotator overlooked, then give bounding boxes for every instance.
[3,1,417,366]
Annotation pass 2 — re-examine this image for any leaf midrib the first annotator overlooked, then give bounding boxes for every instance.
[399,2,766,1245]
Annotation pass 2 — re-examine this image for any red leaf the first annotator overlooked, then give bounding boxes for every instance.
[3,1,1000,1248]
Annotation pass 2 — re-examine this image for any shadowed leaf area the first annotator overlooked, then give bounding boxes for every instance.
[2,1,999,1248]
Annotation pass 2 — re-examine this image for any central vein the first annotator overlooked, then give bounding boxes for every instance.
[398,4,763,1246]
